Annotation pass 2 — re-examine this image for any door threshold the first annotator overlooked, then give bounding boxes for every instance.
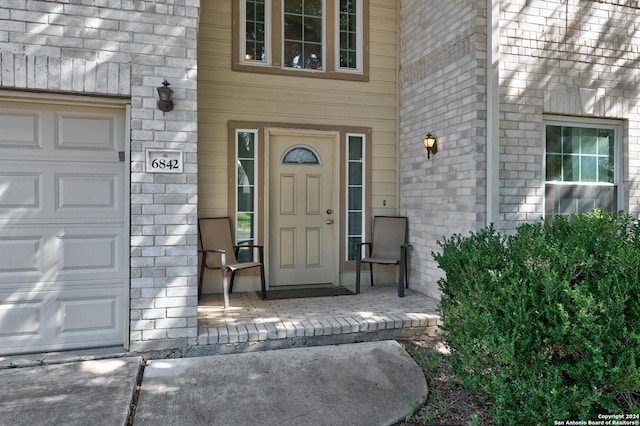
[269,283,335,290]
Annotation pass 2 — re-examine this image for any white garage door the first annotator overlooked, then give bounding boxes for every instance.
[0,99,128,355]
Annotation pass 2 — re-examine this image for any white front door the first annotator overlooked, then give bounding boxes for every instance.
[268,130,339,287]
[0,99,128,355]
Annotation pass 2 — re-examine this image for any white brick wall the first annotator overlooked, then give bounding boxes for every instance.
[500,0,640,231]
[399,0,487,299]
[400,0,640,297]
[0,0,200,352]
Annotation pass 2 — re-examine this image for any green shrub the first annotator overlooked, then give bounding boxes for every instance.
[434,210,640,425]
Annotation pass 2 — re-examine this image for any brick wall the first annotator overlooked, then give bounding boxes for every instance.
[499,0,640,231]
[400,0,640,298]
[0,0,200,351]
[399,0,487,298]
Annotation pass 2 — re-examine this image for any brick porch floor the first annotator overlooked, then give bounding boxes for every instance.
[197,284,442,354]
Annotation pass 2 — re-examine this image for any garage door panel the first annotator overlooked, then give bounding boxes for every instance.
[0,294,52,352]
[0,287,123,354]
[0,299,44,338]
[59,296,118,335]
[57,170,120,211]
[54,164,123,218]
[0,230,53,285]
[56,112,116,151]
[59,232,120,275]
[0,110,41,149]
[54,287,123,347]
[0,236,44,276]
[0,172,42,209]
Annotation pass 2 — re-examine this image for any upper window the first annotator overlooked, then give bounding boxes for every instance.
[243,0,268,63]
[236,0,368,80]
[337,0,358,69]
[544,117,621,220]
[284,0,323,69]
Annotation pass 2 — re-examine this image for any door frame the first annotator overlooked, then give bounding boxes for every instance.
[226,121,373,291]
[264,128,341,287]
[123,104,131,350]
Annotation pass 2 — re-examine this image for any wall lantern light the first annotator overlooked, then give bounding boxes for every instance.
[157,79,174,112]
[422,133,437,159]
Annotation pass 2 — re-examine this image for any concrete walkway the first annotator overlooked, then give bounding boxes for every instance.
[0,341,428,426]
[0,356,141,426]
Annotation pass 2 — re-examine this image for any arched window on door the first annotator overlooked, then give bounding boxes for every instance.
[281,145,321,165]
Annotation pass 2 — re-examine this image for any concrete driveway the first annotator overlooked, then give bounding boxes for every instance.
[0,341,428,426]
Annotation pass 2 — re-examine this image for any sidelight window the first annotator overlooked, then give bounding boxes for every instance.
[236,130,258,260]
[346,134,365,260]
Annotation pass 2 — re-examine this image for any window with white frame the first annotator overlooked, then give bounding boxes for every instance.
[237,0,366,79]
[284,0,323,69]
[544,117,621,220]
[236,130,258,261]
[346,134,365,260]
[337,0,360,70]
[242,0,269,64]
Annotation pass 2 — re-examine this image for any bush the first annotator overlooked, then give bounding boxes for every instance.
[434,210,640,424]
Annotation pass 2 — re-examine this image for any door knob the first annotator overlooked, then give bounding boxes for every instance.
[326,219,334,225]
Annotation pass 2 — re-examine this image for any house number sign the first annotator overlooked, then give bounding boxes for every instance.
[146,149,183,173]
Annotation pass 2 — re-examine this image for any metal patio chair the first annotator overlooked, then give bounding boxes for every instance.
[356,216,410,297]
[198,217,266,308]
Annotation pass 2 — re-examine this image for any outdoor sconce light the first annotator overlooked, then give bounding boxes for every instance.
[422,133,437,159]
[157,79,174,112]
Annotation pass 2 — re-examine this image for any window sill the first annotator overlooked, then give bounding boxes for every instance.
[232,62,369,82]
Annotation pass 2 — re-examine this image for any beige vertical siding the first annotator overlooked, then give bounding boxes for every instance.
[198,0,399,217]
